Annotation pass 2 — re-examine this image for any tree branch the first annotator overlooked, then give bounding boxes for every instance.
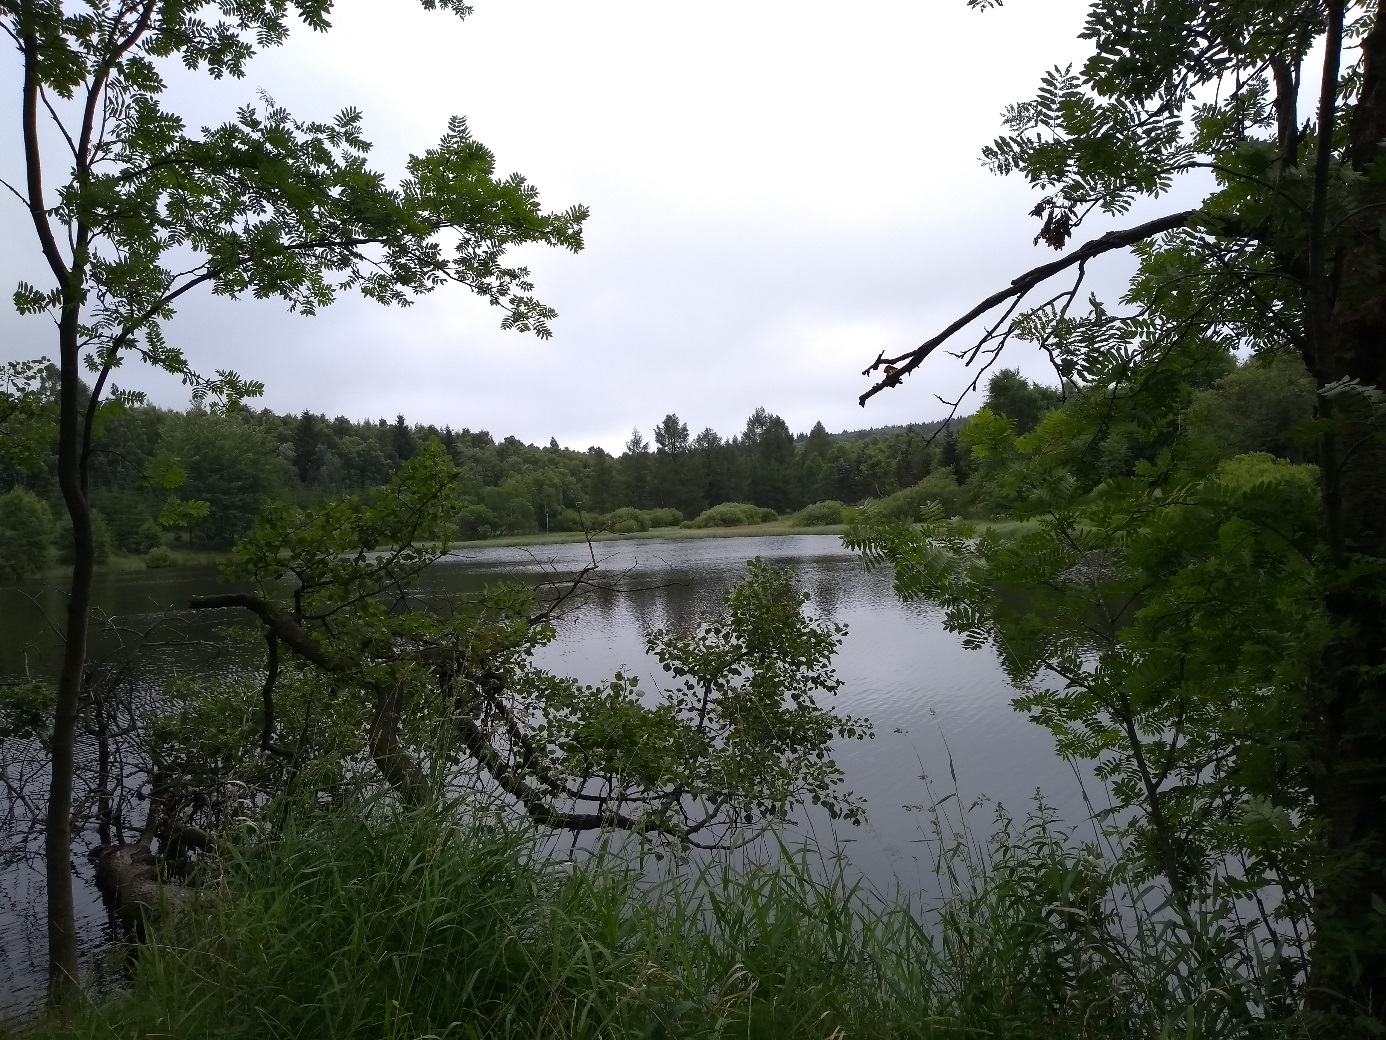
[859,209,1198,406]
[189,593,343,672]
[22,29,70,285]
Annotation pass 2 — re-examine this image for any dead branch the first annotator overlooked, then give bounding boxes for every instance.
[859,209,1198,406]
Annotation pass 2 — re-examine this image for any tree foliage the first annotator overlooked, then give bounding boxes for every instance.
[853,0,1386,1025]
[4,0,589,1000]
[186,443,868,847]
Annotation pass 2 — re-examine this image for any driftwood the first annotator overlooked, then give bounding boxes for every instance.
[89,813,215,931]
[91,843,207,933]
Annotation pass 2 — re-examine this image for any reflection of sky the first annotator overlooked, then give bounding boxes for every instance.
[434,534,1095,897]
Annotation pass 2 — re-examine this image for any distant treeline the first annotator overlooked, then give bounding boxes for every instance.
[0,380,991,561]
[0,357,1314,578]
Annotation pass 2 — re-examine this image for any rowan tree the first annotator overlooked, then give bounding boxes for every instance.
[2,0,585,1002]
[854,0,1386,1028]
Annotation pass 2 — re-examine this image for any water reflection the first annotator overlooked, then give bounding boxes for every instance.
[0,533,1091,1015]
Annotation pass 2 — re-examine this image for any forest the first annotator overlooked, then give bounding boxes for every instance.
[0,390,952,562]
[0,357,1309,575]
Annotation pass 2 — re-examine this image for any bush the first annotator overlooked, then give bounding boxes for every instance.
[457,503,501,540]
[552,508,585,532]
[144,545,176,569]
[642,507,683,529]
[597,506,649,533]
[0,488,55,580]
[589,507,682,534]
[790,500,849,526]
[481,478,538,535]
[97,491,165,553]
[867,469,968,522]
[53,507,114,566]
[685,502,768,528]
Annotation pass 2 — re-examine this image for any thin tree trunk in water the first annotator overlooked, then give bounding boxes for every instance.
[46,304,93,1002]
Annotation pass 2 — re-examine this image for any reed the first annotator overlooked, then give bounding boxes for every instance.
[19,796,1308,1039]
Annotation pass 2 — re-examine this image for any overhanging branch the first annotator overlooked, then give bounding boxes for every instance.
[859,209,1198,406]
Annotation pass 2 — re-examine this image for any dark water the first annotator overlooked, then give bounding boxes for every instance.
[0,534,1090,1014]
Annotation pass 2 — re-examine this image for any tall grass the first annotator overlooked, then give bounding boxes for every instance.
[24,798,1310,1040]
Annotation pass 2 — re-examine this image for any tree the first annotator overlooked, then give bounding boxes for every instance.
[1184,353,1317,468]
[0,486,55,579]
[855,0,1386,1024]
[5,0,585,1001]
[166,410,287,547]
[651,413,697,514]
[804,420,833,459]
[619,428,652,508]
[292,411,326,487]
[189,446,867,849]
[982,368,1060,436]
[741,407,798,513]
[391,414,419,464]
[584,447,619,514]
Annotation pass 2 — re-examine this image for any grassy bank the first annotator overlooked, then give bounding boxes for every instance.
[450,520,848,549]
[450,518,1034,551]
[35,548,230,581]
[11,800,1302,1040]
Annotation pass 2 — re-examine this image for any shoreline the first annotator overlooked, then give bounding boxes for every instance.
[447,522,848,549]
[30,519,1033,580]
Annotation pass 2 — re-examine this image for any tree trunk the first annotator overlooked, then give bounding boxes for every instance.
[45,303,94,1003]
[1306,10,1386,1019]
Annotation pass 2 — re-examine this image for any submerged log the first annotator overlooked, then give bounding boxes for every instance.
[90,841,206,931]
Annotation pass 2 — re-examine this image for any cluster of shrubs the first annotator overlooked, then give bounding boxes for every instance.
[589,507,684,534]
[456,504,688,540]
[0,488,117,581]
[681,503,780,528]
[860,469,968,523]
[788,500,850,526]
[0,488,187,582]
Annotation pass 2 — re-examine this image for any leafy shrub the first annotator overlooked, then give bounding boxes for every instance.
[790,500,849,526]
[53,507,114,565]
[642,507,683,529]
[588,507,681,534]
[0,488,55,580]
[457,503,501,540]
[685,502,768,528]
[97,491,165,553]
[867,469,968,522]
[598,506,649,532]
[481,478,538,535]
[552,508,585,532]
[144,545,176,569]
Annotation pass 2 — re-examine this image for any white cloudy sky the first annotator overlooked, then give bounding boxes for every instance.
[1,0,1202,450]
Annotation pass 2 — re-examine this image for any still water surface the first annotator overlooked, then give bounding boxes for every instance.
[1,534,1090,1013]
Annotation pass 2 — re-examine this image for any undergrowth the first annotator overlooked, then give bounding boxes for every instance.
[21,800,1309,1039]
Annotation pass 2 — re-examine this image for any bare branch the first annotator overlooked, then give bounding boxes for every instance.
[859,209,1198,406]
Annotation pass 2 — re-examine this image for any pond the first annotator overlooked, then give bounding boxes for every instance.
[0,533,1090,1015]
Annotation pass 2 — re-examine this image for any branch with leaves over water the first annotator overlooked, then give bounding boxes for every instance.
[186,444,868,849]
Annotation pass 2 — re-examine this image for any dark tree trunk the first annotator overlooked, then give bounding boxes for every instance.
[46,303,93,1001]
[1305,9,1386,1019]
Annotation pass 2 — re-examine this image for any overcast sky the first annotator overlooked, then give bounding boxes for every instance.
[2,0,1202,451]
